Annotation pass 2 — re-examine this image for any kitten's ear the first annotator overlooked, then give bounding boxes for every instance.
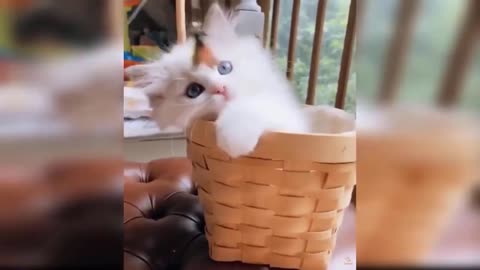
[193,33,217,67]
[125,63,165,88]
[202,3,236,39]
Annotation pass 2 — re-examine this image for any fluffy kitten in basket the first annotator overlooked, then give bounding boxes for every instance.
[126,3,309,157]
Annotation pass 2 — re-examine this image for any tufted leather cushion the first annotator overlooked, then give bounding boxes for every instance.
[124,158,281,270]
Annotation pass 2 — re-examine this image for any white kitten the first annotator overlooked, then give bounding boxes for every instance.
[126,3,309,158]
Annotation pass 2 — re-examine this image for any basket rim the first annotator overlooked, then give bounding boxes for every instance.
[191,119,356,138]
[188,120,356,163]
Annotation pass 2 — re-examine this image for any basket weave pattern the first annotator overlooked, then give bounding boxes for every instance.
[187,120,356,270]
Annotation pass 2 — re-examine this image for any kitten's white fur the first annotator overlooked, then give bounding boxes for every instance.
[126,4,309,157]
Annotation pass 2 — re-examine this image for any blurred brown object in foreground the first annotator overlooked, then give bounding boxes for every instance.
[0,159,123,268]
[356,106,479,266]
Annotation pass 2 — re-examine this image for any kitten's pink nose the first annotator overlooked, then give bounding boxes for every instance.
[211,85,229,99]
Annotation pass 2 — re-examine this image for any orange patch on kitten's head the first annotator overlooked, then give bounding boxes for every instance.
[193,32,218,68]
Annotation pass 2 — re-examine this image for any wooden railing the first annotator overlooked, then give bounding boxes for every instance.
[262,0,357,108]
[375,0,479,107]
[435,0,479,106]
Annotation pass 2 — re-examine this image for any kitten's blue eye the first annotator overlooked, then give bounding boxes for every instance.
[217,61,233,75]
[185,82,205,98]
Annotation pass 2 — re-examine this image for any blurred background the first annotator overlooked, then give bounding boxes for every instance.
[0,0,123,268]
[0,0,123,141]
[357,0,479,268]
[358,0,479,112]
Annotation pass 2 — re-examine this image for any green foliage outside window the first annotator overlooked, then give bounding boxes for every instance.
[270,0,356,113]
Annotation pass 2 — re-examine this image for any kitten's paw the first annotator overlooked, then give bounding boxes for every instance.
[216,120,263,158]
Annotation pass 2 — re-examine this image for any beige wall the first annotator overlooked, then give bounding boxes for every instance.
[124,139,186,162]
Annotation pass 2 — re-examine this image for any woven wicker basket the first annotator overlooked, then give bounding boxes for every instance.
[356,108,479,266]
[186,106,355,270]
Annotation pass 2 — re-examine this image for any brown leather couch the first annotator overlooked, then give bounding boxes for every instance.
[124,158,282,270]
